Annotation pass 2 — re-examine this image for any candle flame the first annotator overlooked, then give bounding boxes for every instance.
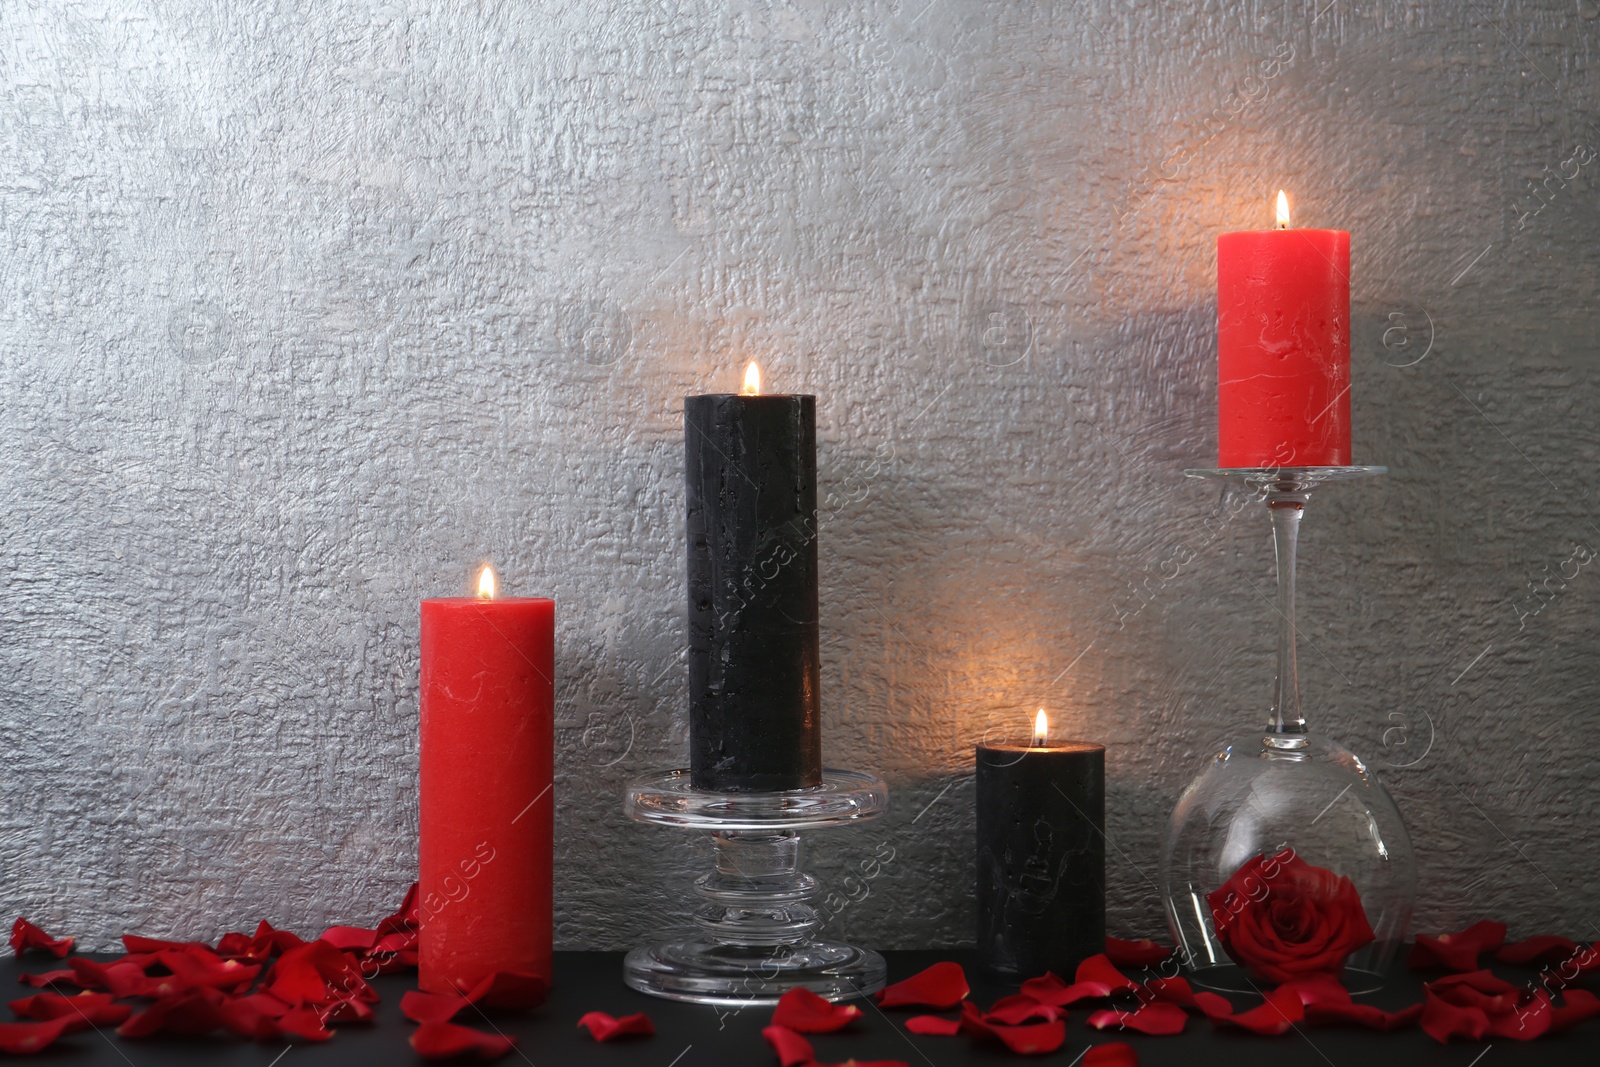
[1033,708,1048,747]
[1275,190,1291,230]
[477,565,497,600]
[742,360,761,396]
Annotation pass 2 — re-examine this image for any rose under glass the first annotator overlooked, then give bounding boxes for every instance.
[1160,467,1417,994]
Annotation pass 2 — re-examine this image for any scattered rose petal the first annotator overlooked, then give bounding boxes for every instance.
[1420,988,1490,1043]
[1496,935,1581,966]
[1088,1001,1188,1035]
[577,1011,654,1042]
[8,991,131,1031]
[402,990,471,1025]
[15,970,75,990]
[318,926,379,952]
[1279,974,1353,1009]
[261,940,376,1007]
[1304,1001,1421,1031]
[960,1000,1067,1054]
[905,1014,962,1036]
[1084,1042,1139,1067]
[771,987,862,1033]
[762,1024,814,1067]
[1552,989,1600,1033]
[459,970,549,1010]
[876,962,968,1010]
[67,958,155,998]
[1141,976,1233,1018]
[1210,985,1305,1035]
[1018,957,1136,1008]
[983,993,1059,1025]
[122,935,206,954]
[1421,971,1550,1044]
[118,989,231,1038]
[1105,937,1172,968]
[0,1018,71,1054]
[1076,954,1139,994]
[9,920,73,960]
[276,1005,337,1042]
[152,949,261,994]
[410,1020,516,1059]
[1408,921,1507,972]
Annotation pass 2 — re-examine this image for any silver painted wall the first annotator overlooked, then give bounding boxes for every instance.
[2,1,1598,951]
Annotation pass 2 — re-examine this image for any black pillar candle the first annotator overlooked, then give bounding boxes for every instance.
[976,724,1105,977]
[685,384,821,792]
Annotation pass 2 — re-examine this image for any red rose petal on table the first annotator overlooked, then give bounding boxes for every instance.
[771,987,862,1033]
[905,1013,963,1036]
[1420,988,1490,1043]
[402,990,471,1025]
[15,969,75,989]
[1279,973,1353,1008]
[875,961,968,1009]
[1496,935,1580,966]
[577,1011,654,1041]
[0,1018,71,1054]
[1304,1001,1422,1031]
[459,970,550,1010]
[321,995,376,1024]
[1105,937,1172,968]
[1486,989,1551,1041]
[118,989,231,1038]
[1088,1001,1189,1036]
[122,934,206,954]
[1552,989,1600,1032]
[410,1020,516,1060]
[9,991,132,1031]
[1408,920,1507,972]
[1084,1042,1139,1067]
[262,940,376,1007]
[67,958,153,998]
[319,926,379,952]
[959,1000,1067,1054]
[1076,954,1138,994]
[762,1024,815,1067]
[1210,985,1305,1035]
[983,993,1059,1025]
[153,949,260,993]
[276,1005,337,1042]
[9,920,73,960]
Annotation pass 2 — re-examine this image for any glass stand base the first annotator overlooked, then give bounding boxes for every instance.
[1187,962,1387,997]
[622,768,890,1006]
[623,935,887,1006]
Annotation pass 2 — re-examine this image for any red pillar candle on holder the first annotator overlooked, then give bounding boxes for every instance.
[419,565,554,1000]
[1217,191,1351,468]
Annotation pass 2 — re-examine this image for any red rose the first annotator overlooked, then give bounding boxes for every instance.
[1205,849,1375,984]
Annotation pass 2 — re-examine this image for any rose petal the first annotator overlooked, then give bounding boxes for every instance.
[402,990,471,1025]
[1141,976,1233,1018]
[277,1005,337,1042]
[1084,1042,1139,1067]
[876,961,968,1009]
[152,949,261,993]
[1420,988,1490,1043]
[1210,985,1306,1035]
[1279,973,1354,1008]
[8,991,131,1032]
[15,969,75,989]
[1495,935,1581,966]
[1552,989,1600,1033]
[67,958,155,998]
[1105,937,1172,968]
[1485,989,1550,1041]
[122,935,206,954]
[262,940,376,1007]
[1087,1001,1188,1035]
[9,920,73,960]
[1408,921,1507,972]
[770,987,862,1033]
[1018,972,1097,1007]
[577,1011,654,1042]
[460,970,549,1010]
[118,989,231,1038]
[1305,1002,1422,1031]
[1075,954,1138,994]
[960,1000,1068,1054]
[410,1020,517,1060]
[0,1018,71,1054]
[983,993,1059,1025]
[318,926,379,952]
[762,1024,815,1067]
[905,1014,963,1036]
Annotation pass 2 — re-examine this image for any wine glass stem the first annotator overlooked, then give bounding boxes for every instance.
[1269,491,1307,735]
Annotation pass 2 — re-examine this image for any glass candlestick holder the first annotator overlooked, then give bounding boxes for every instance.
[623,768,889,1005]
[1161,466,1416,995]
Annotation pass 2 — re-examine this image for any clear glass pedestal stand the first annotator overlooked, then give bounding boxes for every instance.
[1161,467,1417,994]
[622,768,890,1006]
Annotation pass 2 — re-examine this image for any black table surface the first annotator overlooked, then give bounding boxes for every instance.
[3,950,1593,1065]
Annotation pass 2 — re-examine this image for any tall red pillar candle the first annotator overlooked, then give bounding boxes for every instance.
[419,567,554,996]
[1217,191,1351,468]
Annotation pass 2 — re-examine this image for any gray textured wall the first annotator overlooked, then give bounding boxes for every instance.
[2,0,1598,952]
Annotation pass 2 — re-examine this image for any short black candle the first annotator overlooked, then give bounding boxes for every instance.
[685,390,821,792]
[975,738,1105,977]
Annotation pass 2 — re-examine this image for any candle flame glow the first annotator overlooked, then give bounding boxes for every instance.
[477,565,497,600]
[1033,708,1048,747]
[1275,190,1290,230]
[742,360,761,396]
